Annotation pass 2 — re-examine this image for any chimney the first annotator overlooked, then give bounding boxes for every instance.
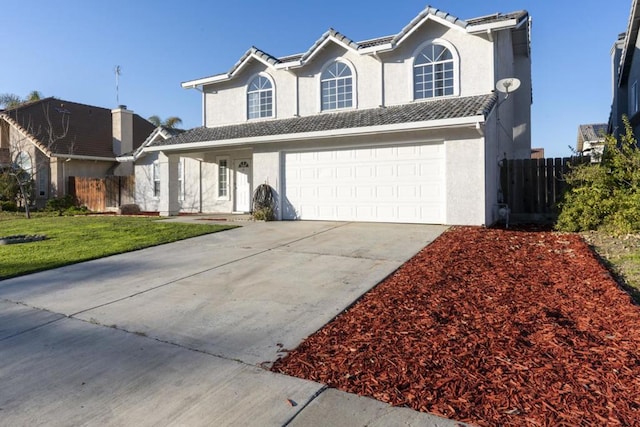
[112,105,134,176]
[112,105,133,156]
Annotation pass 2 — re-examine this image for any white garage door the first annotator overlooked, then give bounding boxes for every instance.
[283,142,445,224]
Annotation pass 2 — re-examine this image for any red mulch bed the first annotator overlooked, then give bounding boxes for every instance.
[271,227,640,426]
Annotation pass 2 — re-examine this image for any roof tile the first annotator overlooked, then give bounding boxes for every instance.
[150,94,497,148]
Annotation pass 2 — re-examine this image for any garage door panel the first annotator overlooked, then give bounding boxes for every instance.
[284,142,445,223]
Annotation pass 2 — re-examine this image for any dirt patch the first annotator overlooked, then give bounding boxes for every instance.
[272,227,640,426]
[582,231,640,303]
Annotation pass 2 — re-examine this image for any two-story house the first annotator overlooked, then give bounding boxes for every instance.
[129,5,532,225]
[610,0,640,139]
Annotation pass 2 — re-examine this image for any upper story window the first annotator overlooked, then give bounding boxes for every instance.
[321,60,353,111]
[414,42,456,100]
[247,74,273,119]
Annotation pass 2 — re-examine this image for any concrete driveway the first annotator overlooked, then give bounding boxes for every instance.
[0,220,461,426]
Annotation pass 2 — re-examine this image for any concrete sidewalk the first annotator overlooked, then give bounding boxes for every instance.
[0,220,471,426]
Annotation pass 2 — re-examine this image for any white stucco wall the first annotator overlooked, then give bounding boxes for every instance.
[204,60,298,127]
[201,21,504,127]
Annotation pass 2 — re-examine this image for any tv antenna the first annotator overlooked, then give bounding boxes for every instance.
[114,65,122,106]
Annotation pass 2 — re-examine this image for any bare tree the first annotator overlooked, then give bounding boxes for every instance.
[1,101,71,218]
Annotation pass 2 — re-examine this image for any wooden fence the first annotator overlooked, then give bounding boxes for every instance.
[500,157,590,223]
[69,176,135,212]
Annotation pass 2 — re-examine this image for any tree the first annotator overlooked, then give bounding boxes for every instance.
[0,90,44,109]
[0,93,23,109]
[556,116,640,234]
[1,99,70,218]
[148,115,183,129]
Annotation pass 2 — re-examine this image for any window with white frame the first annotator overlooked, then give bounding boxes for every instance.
[632,81,639,115]
[38,166,47,197]
[218,158,229,198]
[178,159,184,201]
[414,42,455,99]
[247,75,274,119]
[321,60,353,111]
[153,161,160,198]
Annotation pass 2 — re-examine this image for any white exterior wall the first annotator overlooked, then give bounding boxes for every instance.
[204,61,298,127]
[296,44,381,115]
[382,24,494,106]
[444,135,487,226]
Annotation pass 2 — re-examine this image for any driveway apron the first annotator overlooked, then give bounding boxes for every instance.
[0,221,451,426]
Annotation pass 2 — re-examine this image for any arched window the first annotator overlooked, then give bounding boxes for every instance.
[15,151,32,175]
[247,74,273,119]
[414,42,455,100]
[321,60,353,111]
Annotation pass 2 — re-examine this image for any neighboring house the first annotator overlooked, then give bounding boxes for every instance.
[0,98,155,208]
[531,148,545,159]
[610,0,640,137]
[128,6,532,225]
[577,123,607,162]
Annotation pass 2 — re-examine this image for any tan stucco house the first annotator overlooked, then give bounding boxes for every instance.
[126,5,532,225]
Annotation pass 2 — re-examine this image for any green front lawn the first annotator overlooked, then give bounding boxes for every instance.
[0,215,236,280]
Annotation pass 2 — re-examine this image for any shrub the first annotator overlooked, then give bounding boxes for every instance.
[0,200,18,212]
[556,117,640,234]
[45,194,79,212]
[252,206,275,221]
[118,204,141,215]
[252,183,275,221]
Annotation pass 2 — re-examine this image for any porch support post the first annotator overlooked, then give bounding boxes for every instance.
[158,151,180,216]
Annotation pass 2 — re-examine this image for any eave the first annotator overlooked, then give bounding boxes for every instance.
[143,115,487,153]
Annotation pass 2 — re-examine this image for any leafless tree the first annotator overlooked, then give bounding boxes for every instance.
[1,101,71,218]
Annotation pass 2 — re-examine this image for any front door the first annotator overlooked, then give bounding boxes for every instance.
[234,159,251,212]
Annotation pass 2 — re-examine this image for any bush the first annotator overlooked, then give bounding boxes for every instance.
[118,204,141,215]
[0,200,18,212]
[252,183,275,221]
[252,206,275,221]
[556,117,640,234]
[45,194,79,212]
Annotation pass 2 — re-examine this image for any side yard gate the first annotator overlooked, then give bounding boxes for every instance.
[69,176,135,212]
[500,157,589,223]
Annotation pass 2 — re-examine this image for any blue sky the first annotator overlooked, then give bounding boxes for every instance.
[1,0,631,158]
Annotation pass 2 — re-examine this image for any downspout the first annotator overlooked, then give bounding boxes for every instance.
[373,52,385,107]
[192,86,206,127]
[199,159,203,213]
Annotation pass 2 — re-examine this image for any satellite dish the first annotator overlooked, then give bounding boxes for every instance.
[495,78,521,96]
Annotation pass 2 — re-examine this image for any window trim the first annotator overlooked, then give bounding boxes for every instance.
[319,58,357,112]
[246,72,275,120]
[410,38,460,101]
[38,166,48,197]
[217,156,230,200]
[152,160,160,199]
[177,158,185,202]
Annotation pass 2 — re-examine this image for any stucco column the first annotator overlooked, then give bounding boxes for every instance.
[49,157,64,197]
[158,152,180,216]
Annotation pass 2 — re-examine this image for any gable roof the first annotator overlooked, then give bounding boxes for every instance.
[146,94,497,151]
[577,123,607,152]
[117,125,186,162]
[182,7,529,88]
[0,98,155,159]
